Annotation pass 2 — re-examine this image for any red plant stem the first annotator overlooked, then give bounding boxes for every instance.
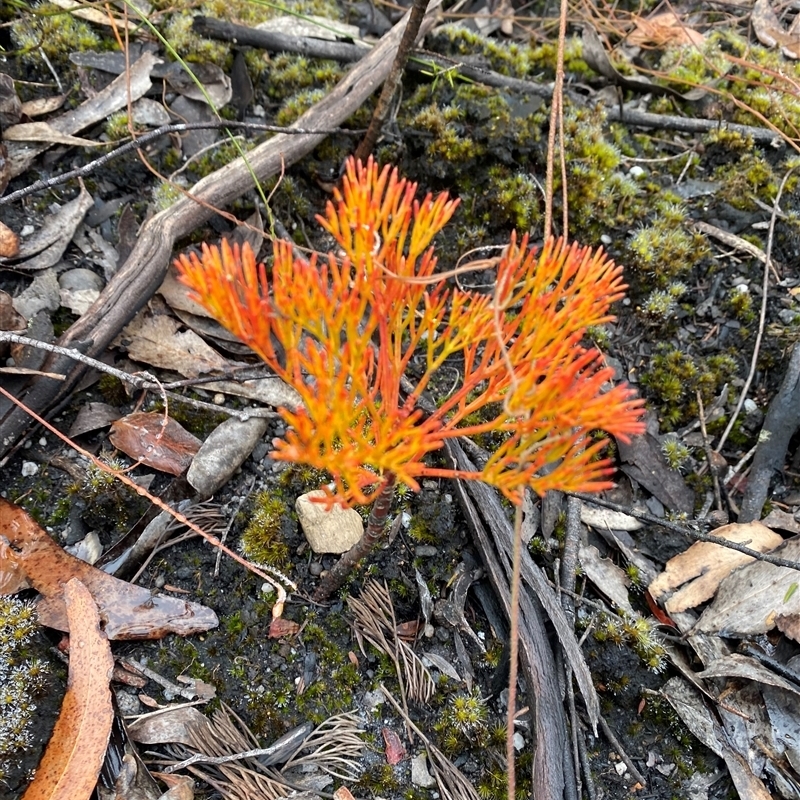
[506,501,523,800]
[312,471,398,602]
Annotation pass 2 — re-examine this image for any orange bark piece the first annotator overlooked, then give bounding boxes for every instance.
[22,578,114,800]
[382,727,406,765]
[268,617,300,638]
[109,411,201,476]
[0,499,218,639]
[0,535,29,594]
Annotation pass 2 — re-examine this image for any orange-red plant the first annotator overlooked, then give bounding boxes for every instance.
[175,157,644,508]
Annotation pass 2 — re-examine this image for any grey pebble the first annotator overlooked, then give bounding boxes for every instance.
[187,416,270,498]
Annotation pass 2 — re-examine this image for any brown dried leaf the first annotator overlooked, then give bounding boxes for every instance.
[119,313,231,377]
[752,0,800,58]
[3,121,99,147]
[578,543,634,614]
[649,522,783,614]
[628,11,705,48]
[617,427,694,513]
[0,289,25,330]
[22,578,114,800]
[0,73,22,127]
[129,706,212,747]
[68,401,121,438]
[152,772,194,800]
[50,0,140,29]
[395,619,420,640]
[165,63,232,107]
[268,617,300,638]
[0,499,218,639]
[581,24,707,104]
[14,185,94,268]
[694,536,800,640]
[20,94,68,118]
[109,412,201,475]
[158,267,216,319]
[661,677,774,800]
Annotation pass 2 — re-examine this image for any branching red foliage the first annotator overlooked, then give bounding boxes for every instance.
[175,157,645,506]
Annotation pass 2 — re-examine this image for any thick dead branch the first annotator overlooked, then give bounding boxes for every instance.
[0,4,439,459]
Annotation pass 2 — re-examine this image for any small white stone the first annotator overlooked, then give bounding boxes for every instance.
[411,753,437,788]
[600,234,612,245]
[614,761,628,776]
[363,690,385,712]
[21,461,38,477]
[513,732,525,751]
[20,225,35,237]
[629,165,646,178]
[744,398,758,414]
[66,531,102,564]
[296,490,364,554]
[39,437,47,447]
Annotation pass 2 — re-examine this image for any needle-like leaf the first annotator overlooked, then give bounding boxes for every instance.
[176,156,645,507]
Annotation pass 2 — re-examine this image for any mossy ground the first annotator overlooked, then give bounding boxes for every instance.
[2,2,799,798]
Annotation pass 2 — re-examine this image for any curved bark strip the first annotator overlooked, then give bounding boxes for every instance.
[0,3,439,458]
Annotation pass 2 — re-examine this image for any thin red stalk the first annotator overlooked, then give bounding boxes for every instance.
[506,501,523,800]
[0,385,292,618]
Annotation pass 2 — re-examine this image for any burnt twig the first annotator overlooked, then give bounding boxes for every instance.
[354,0,430,161]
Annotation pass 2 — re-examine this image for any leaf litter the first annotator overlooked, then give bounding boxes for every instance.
[0,499,218,640]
